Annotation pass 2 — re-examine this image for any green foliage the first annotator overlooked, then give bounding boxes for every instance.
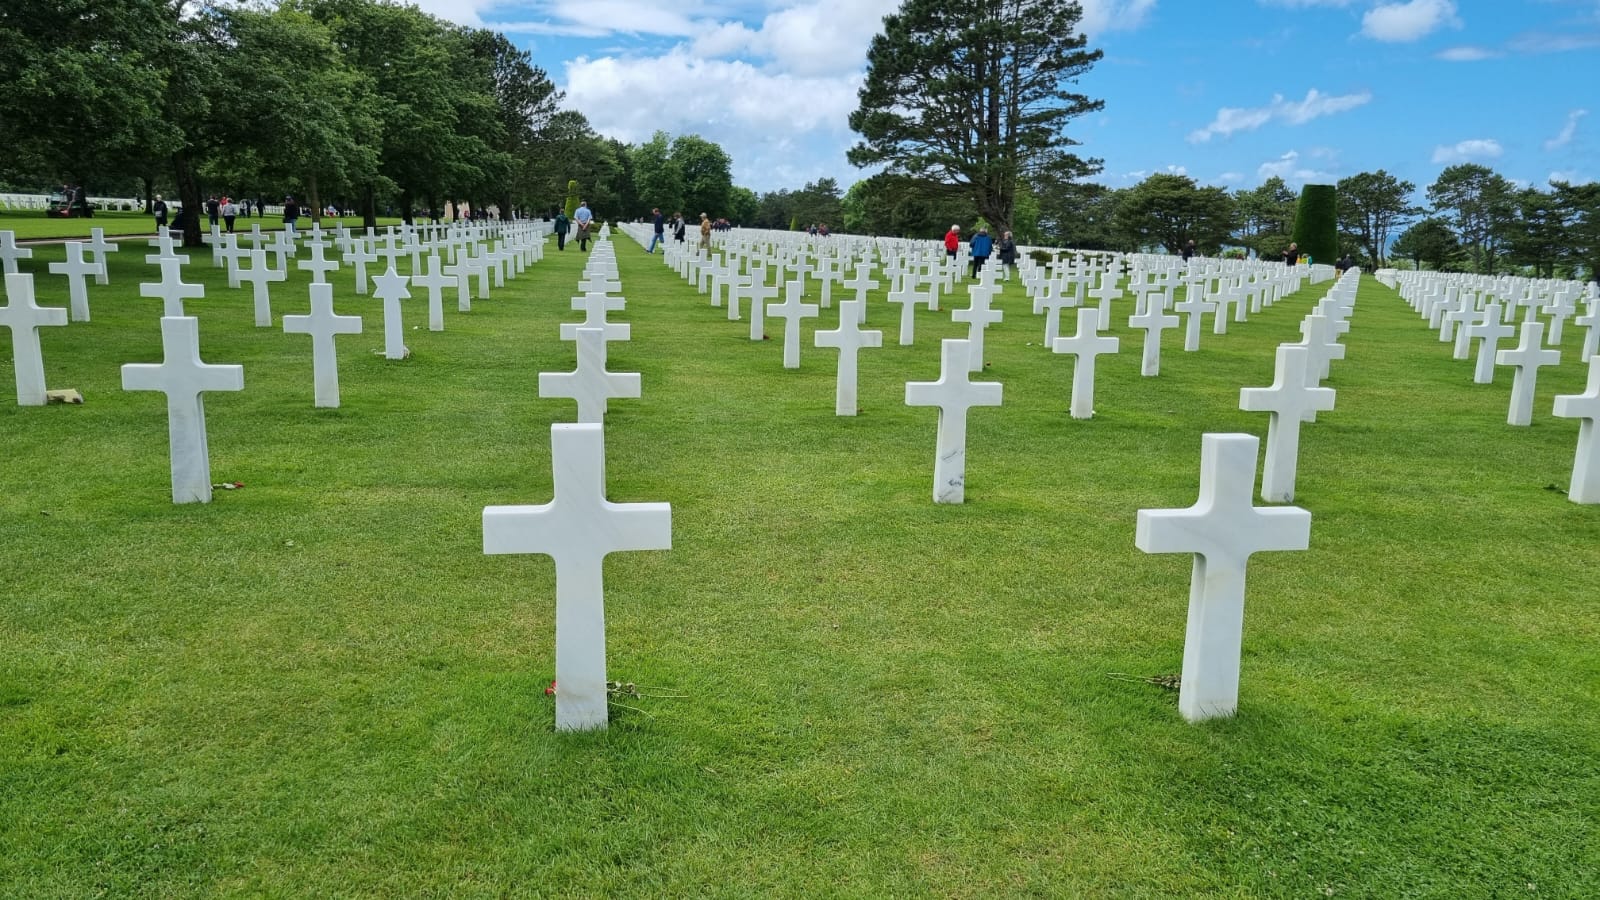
[1292,184,1338,264]
[1035,178,1122,250]
[1115,174,1234,254]
[1390,217,1462,271]
[833,174,967,238]
[631,131,683,216]
[1426,163,1515,274]
[1335,170,1418,267]
[564,179,579,218]
[671,134,734,220]
[849,0,1103,234]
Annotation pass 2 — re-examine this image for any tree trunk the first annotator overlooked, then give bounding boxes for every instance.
[174,150,204,248]
[399,188,415,226]
[361,184,378,231]
[142,176,153,215]
[307,173,322,225]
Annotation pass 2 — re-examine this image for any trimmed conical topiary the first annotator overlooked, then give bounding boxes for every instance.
[564,180,579,218]
[1291,184,1338,265]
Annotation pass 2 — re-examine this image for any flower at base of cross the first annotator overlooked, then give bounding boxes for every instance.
[544,680,556,696]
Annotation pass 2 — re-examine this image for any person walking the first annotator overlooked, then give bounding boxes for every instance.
[553,209,569,251]
[283,196,300,235]
[698,212,712,257]
[968,226,993,279]
[944,224,961,260]
[647,207,665,253]
[997,231,1018,280]
[574,200,593,251]
[205,195,220,229]
[153,195,168,232]
[673,212,686,244]
[221,196,238,233]
[1282,242,1299,266]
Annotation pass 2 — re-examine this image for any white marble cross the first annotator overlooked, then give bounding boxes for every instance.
[48,241,103,322]
[747,277,777,338]
[952,282,1003,373]
[298,239,340,284]
[345,239,377,294]
[539,326,641,423]
[482,422,672,732]
[1466,302,1515,384]
[1135,433,1312,722]
[1294,315,1346,420]
[145,230,177,261]
[1,273,68,405]
[237,248,285,327]
[1240,344,1335,502]
[1051,307,1120,419]
[843,263,879,307]
[1032,282,1078,348]
[85,228,118,285]
[282,283,362,408]
[370,265,411,360]
[905,338,1003,504]
[440,258,472,312]
[140,254,204,318]
[1553,354,1600,503]
[561,293,630,344]
[410,254,453,331]
[887,278,932,346]
[1174,291,1215,352]
[814,299,883,416]
[121,316,245,504]
[1128,300,1179,377]
[1497,320,1561,426]
[1575,301,1600,361]
[0,231,33,274]
[769,279,820,369]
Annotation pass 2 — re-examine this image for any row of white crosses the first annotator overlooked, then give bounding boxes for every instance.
[1126,266,1356,722]
[488,231,670,732]
[1387,267,1600,502]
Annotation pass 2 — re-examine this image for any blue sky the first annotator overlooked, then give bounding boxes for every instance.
[412,0,1599,197]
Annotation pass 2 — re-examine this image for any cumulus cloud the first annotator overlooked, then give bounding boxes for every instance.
[1430,139,1503,164]
[1435,45,1499,61]
[1188,88,1371,142]
[1256,150,1336,184]
[1545,109,1588,150]
[1077,0,1159,36]
[1361,0,1460,43]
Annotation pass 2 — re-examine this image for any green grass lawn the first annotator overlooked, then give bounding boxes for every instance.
[2,232,1596,897]
[0,211,409,242]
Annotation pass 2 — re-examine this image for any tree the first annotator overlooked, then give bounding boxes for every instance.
[727,186,759,226]
[1034,178,1121,250]
[849,0,1103,235]
[631,131,684,216]
[1291,184,1338,265]
[1336,170,1418,267]
[1114,174,1233,254]
[1427,163,1515,274]
[1232,176,1296,260]
[1504,185,1570,278]
[1391,217,1462,271]
[671,134,733,220]
[0,0,177,194]
[1551,180,1600,280]
[467,29,561,218]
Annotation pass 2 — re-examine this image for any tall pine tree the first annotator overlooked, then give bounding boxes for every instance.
[847,0,1102,235]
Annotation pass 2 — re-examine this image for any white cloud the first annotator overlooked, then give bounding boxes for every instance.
[734,0,901,77]
[1544,109,1588,150]
[1188,88,1371,142]
[1435,45,1499,61]
[1077,0,1159,36]
[1165,164,1188,175]
[1215,171,1244,184]
[1361,0,1459,43]
[1256,150,1336,183]
[1430,138,1503,164]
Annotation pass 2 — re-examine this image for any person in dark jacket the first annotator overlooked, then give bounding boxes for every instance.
[153,195,168,231]
[997,231,1018,280]
[647,208,665,253]
[553,210,569,250]
[969,227,993,278]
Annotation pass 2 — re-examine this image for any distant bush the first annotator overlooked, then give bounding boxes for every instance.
[1292,184,1338,265]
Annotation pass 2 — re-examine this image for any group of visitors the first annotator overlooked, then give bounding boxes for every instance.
[551,200,596,251]
[945,223,1019,279]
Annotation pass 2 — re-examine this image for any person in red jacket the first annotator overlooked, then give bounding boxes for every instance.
[944,224,961,259]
